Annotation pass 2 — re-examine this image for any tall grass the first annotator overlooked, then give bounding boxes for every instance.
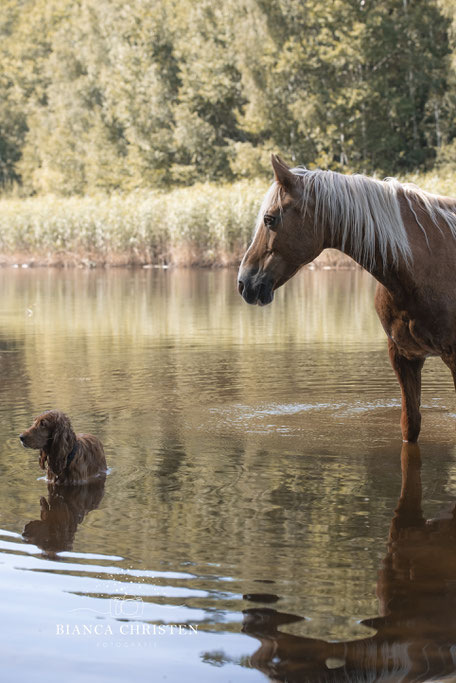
[402,166,456,197]
[1,169,455,267]
[0,180,267,267]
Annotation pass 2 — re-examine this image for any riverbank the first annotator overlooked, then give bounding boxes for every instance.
[0,169,454,269]
[0,248,355,269]
[0,181,260,268]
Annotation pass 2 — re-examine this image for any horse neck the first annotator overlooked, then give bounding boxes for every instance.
[300,175,415,287]
[320,220,392,283]
[318,207,410,292]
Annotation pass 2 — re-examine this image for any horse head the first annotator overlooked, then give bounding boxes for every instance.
[237,155,324,305]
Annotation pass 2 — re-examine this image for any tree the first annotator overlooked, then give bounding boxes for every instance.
[0,0,453,193]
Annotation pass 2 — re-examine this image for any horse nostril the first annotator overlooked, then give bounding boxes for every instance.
[19,434,25,443]
[238,280,244,295]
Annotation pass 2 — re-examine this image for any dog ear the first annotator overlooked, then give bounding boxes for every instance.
[40,496,50,519]
[48,412,76,479]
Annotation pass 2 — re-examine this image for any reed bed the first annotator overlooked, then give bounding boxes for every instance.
[0,170,455,268]
[0,182,265,267]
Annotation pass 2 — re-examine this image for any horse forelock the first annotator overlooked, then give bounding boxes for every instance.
[257,168,456,271]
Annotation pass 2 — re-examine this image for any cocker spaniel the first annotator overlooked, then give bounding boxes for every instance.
[20,410,107,484]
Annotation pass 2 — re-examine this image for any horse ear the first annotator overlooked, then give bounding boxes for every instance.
[271,154,296,192]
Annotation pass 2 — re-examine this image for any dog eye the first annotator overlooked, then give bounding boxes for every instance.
[264,214,279,230]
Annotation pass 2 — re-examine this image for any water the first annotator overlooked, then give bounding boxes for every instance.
[1,267,456,682]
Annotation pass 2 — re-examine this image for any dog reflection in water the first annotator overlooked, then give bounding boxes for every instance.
[23,478,105,557]
[242,443,456,682]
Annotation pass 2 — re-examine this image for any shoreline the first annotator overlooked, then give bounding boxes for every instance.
[0,248,357,270]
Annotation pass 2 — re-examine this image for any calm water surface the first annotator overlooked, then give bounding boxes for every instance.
[1,268,456,682]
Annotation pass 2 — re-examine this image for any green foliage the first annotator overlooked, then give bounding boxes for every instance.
[0,0,455,194]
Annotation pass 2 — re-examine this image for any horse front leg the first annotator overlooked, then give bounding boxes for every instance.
[388,339,425,442]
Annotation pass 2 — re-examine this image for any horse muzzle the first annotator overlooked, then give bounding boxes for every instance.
[237,269,275,306]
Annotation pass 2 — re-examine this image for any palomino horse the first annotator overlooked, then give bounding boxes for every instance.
[238,155,456,442]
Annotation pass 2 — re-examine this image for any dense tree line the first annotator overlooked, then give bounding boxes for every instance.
[0,0,455,195]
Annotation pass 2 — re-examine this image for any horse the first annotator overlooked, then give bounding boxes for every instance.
[237,154,456,442]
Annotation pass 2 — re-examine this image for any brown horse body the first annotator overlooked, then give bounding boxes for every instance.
[238,155,456,441]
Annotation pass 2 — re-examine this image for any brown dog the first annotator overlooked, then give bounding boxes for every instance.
[20,410,107,484]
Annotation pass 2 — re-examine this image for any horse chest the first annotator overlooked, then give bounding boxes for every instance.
[388,317,423,356]
[389,314,454,358]
[375,282,455,357]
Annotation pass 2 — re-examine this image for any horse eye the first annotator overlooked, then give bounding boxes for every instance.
[264,214,279,230]
[40,419,47,427]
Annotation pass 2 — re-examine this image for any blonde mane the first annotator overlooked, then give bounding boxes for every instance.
[259,169,456,270]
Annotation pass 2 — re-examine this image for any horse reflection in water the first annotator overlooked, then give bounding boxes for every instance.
[243,444,456,682]
[23,477,105,557]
